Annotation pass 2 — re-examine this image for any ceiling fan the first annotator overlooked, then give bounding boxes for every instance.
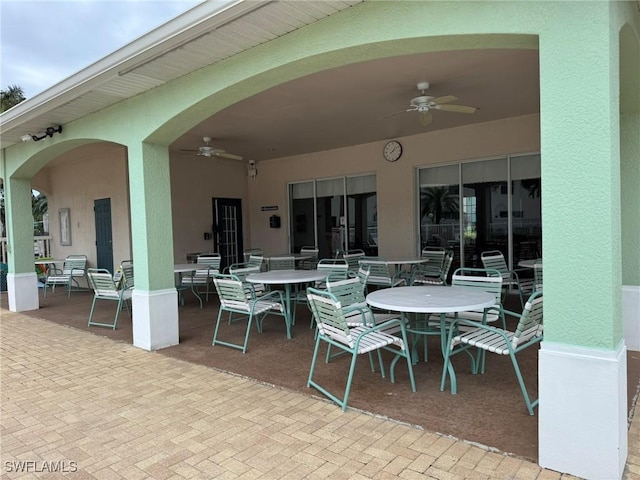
[183,136,243,160]
[386,81,478,126]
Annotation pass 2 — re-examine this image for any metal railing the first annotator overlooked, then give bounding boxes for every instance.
[0,235,52,264]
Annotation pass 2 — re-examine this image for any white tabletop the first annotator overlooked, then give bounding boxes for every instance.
[266,253,313,260]
[518,259,542,268]
[366,286,495,314]
[246,269,327,285]
[361,256,428,266]
[174,263,207,273]
[35,259,65,265]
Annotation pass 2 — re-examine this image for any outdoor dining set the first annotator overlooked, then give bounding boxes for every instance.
[40,245,543,415]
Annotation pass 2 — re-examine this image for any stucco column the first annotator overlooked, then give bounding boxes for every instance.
[538,8,627,479]
[127,142,179,350]
[4,177,39,311]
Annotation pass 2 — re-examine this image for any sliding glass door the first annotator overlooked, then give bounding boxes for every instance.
[418,154,541,270]
[289,174,377,259]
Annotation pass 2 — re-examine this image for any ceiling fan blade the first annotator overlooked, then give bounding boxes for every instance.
[381,109,410,120]
[215,151,244,161]
[432,95,458,105]
[419,111,433,126]
[435,104,477,114]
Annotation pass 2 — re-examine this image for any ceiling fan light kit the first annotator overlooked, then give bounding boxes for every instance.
[385,81,478,125]
[192,136,244,160]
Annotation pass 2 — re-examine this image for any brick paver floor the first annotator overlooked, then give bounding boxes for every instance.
[1,308,638,479]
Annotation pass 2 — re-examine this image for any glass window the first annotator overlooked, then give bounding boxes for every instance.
[347,175,377,256]
[511,154,542,266]
[419,164,461,272]
[462,158,508,268]
[418,154,541,270]
[289,175,377,260]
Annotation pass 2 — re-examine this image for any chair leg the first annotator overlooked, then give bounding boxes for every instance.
[87,297,98,326]
[340,352,359,412]
[307,335,322,388]
[510,354,537,415]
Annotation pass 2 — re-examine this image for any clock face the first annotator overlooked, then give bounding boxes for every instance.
[383,141,402,162]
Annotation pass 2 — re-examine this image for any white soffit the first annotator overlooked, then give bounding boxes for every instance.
[0,0,362,148]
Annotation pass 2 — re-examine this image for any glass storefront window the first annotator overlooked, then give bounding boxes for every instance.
[418,154,541,270]
[289,175,377,259]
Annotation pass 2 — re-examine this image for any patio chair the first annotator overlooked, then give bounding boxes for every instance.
[43,254,87,297]
[268,255,295,271]
[533,260,543,292]
[228,264,267,299]
[181,253,222,308]
[212,274,289,353]
[306,287,416,411]
[243,248,263,264]
[299,245,319,270]
[411,249,454,286]
[342,249,365,271]
[440,291,544,415]
[87,268,133,330]
[247,254,264,271]
[326,270,400,333]
[480,250,526,309]
[314,258,349,289]
[359,258,405,291]
[120,260,134,289]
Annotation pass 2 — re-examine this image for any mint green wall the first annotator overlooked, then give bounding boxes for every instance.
[4,177,34,275]
[2,1,638,347]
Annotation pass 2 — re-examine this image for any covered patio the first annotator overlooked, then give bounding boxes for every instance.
[1,2,638,478]
[5,288,639,465]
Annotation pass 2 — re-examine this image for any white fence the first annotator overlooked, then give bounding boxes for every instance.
[0,236,52,264]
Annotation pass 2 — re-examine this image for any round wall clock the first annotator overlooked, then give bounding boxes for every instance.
[383,140,402,162]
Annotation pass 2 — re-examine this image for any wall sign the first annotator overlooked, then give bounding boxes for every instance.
[261,206,278,211]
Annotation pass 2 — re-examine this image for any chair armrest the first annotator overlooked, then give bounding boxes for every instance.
[258,289,285,304]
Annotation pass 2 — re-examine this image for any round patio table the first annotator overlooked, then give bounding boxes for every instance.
[366,286,495,387]
[246,269,328,332]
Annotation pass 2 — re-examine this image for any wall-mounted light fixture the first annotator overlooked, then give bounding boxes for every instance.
[21,125,63,142]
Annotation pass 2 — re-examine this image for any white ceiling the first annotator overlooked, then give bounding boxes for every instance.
[170,48,540,162]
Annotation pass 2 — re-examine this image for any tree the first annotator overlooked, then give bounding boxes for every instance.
[1,85,26,112]
[420,186,459,224]
[0,188,48,236]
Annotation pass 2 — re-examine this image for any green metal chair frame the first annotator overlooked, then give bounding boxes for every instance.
[440,291,544,415]
[533,260,543,292]
[411,249,454,286]
[306,287,416,411]
[43,254,87,297]
[342,250,365,271]
[212,274,289,353]
[359,259,405,290]
[299,246,319,270]
[268,256,295,271]
[180,253,221,305]
[87,268,133,330]
[480,250,526,309]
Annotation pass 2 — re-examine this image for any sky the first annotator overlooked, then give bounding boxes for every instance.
[1,0,203,99]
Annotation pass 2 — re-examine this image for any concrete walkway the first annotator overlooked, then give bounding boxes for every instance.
[1,308,638,479]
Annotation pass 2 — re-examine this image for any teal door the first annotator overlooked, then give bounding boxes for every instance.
[94,198,114,271]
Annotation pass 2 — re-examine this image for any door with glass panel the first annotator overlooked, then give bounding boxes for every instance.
[212,197,243,271]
